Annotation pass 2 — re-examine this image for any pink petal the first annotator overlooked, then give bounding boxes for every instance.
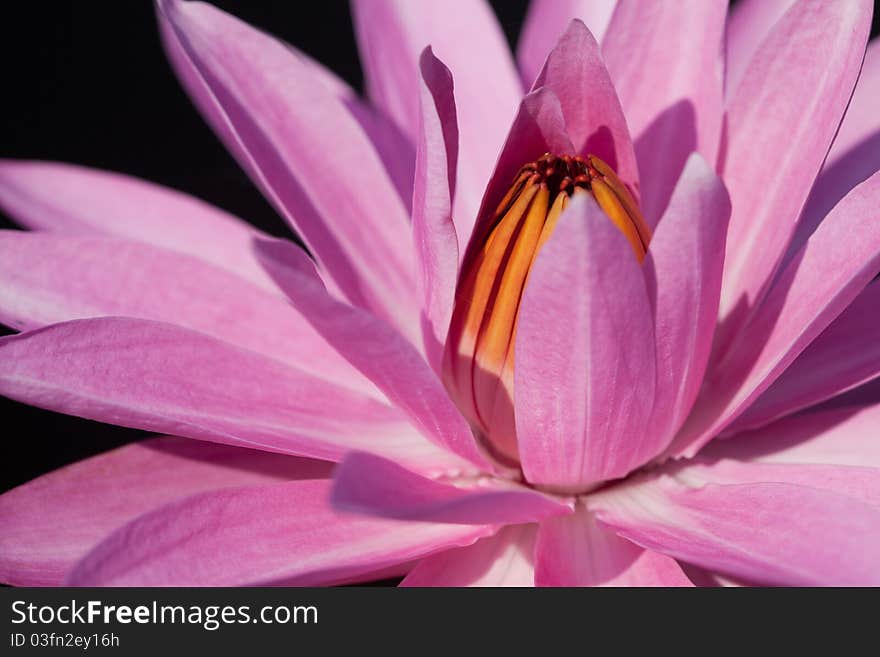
[603,0,726,224]
[730,282,880,432]
[350,0,522,241]
[702,403,880,469]
[715,0,872,350]
[816,378,880,412]
[517,0,617,88]
[824,39,880,169]
[161,0,388,204]
[157,0,418,339]
[254,242,492,471]
[66,479,494,586]
[285,48,417,213]
[531,20,639,202]
[401,524,537,586]
[535,507,693,587]
[0,437,330,586]
[161,0,400,167]
[0,317,462,473]
[724,0,797,97]
[332,452,572,525]
[159,2,416,215]
[591,470,880,586]
[644,155,731,445]
[671,170,880,457]
[515,195,656,489]
[412,48,460,373]
[787,40,880,264]
[0,232,379,398]
[0,160,281,294]
[348,104,417,216]
[461,88,573,268]
[683,455,880,508]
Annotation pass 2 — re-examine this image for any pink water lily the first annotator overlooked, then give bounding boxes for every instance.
[1,0,879,587]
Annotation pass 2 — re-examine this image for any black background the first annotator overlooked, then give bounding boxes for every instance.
[1,1,879,494]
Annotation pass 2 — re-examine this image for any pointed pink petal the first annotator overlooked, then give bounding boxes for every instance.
[332,452,571,525]
[0,317,462,473]
[730,282,880,432]
[724,0,797,97]
[401,524,537,586]
[0,438,330,586]
[787,40,880,264]
[65,479,494,586]
[671,170,880,457]
[715,0,872,348]
[412,49,459,373]
[462,88,573,266]
[515,195,656,489]
[0,232,379,398]
[603,1,726,224]
[0,160,282,294]
[157,0,418,339]
[645,155,731,445]
[158,0,414,212]
[702,404,880,469]
[591,469,880,586]
[532,20,639,201]
[517,0,617,88]
[254,243,491,471]
[351,0,521,240]
[535,507,693,587]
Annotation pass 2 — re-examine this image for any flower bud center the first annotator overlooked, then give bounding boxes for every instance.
[443,153,650,464]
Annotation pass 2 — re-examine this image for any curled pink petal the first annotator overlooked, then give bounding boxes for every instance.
[412,48,460,372]
[351,0,521,239]
[332,452,572,525]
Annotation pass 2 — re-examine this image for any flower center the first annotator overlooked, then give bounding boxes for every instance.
[442,153,651,465]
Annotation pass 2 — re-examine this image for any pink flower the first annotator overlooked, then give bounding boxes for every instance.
[1,0,879,586]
